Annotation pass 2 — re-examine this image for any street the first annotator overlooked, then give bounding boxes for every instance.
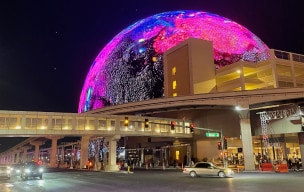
[0,168,303,192]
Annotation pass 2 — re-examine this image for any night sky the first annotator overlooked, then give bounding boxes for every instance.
[0,0,303,151]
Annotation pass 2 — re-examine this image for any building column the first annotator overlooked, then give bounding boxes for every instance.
[14,149,22,164]
[46,136,62,167]
[8,152,14,164]
[105,135,121,172]
[80,136,90,169]
[298,132,304,160]
[239,109,255,171]
[30,141,44,162]
[20,146,31,163]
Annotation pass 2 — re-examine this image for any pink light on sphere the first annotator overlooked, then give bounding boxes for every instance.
[79,10,269,113]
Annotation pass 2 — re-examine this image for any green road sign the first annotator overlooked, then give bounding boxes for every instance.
[205,132,220,137]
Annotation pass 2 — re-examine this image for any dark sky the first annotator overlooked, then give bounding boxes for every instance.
[0,1,303,151]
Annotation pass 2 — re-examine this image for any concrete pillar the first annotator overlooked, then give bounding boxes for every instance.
[80,136,90,169]
[141,148,144,166]
[105,135,121,172]
[298,132,304,160]
[239,109,255,171]
[20,146,31,163]
[46,136,62,167]
[14,149,22,164]
[8,152,14,164]
[30,141,44,162]
[51,138,58,167]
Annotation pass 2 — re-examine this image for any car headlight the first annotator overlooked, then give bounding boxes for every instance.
[225,169,233,173]
[39,168,43,172]
[25,168,31,173]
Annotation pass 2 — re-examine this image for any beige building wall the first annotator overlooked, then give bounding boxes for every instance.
[163,38,215,97]
[164,39,304,96]
[162,39,304,166]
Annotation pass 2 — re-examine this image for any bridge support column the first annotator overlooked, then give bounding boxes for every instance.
[14,149,22,164]
[239,109,255,171]
[30,141,44,162]
[298,132,304,161]
[46,136,63,167]
[105,135,121,172]
[20,146,31,163]
[80,136,90,169]
[8,152,14,164]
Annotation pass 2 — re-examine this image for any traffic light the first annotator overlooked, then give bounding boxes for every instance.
[223,137,228,149]
[170,121,176,130]
[217,141,222,150]
[190,123,194,133]
[124,117,129,126]
[144,118,149,128]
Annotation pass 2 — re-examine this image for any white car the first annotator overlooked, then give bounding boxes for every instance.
[183,162,234,178]
[0,165,11,179]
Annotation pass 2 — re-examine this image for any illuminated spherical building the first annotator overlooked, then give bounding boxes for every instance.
[79,10,269,113]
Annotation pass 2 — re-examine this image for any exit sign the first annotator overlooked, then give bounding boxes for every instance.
[205,132,220,137]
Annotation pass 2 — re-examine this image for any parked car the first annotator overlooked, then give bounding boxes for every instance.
[182,162,234,178]
[0,165,11,179]
[20,162,43,180]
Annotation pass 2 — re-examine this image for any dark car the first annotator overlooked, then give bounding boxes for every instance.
[20,162,43,180]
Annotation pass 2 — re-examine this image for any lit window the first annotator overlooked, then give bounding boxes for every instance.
[172,81,176,89]
[173,93,177,97]
[172,67,176,75]
[175,150,180,161]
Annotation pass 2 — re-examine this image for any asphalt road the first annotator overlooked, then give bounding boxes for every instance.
[1,168,304,192]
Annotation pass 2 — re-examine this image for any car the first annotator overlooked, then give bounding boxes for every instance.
[182,162,234,178]
[0,165,11,179]
[20,162,43,180]
[9,163,23,175]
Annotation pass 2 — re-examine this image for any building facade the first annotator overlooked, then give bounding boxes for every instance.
[163,38,304,169]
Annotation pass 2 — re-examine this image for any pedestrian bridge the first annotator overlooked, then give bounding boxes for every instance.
[0,110,192,138]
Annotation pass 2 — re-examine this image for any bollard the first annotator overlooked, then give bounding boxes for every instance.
[128,166,130,174]
[162,162,165,170]
[146,163,148,170]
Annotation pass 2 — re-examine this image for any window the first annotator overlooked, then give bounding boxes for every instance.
[172,81,177,89]
[172,67,176,75]
[196,163,210,168]
[175,150,180,161]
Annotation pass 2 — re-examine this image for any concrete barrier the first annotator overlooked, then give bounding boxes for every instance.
[261,163,273,171]
[275,164,288,172]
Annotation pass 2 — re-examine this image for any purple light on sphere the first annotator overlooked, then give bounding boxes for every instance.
[79,10,269,113]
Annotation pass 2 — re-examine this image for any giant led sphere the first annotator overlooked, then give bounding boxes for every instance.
[79,10,269,113]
